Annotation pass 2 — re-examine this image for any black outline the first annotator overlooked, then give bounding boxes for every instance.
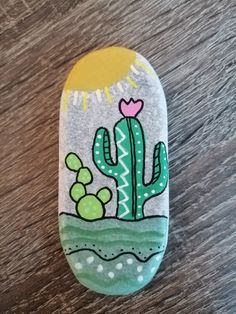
[65,247,164,263]
[59,211,168,222]
[118,98,144,118]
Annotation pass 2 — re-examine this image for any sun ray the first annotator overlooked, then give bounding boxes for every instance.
[96,89,102,103]
[130,64,140,75]
[82,91,88,112]
[126,75,138,88]
[62,90,69,112]
[104,86,112,104]
[117,82,124,93]
[135,58,154,75]
[73,90,79,107]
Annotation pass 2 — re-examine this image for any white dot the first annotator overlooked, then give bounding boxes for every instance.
[101,166,105,169]
[156,255,161,261]
[136,132,139,135]
[151,189,155,194]
[114,173,118,176]
[137,265,143,272]
[151,267,156,273]
[108,170,112,173]
[137,141,141,144]
[138,275,143,282]
[108,272,115,279]
[137,171,141,174]
[134,125,138,128]
[95,151,99,155]
[164,166,166,169]
[95,143,100,147]
[97,160,101,164]
[159,182,163,186]
[116,263,123,270]
[97,135,102,139]
[86,256,94,264]
[138,205,141,208]
[97,264,103,272]
[164,157,166,161]
[138,150,142,154]
[144,193,148,197]
[137,183,141,187]
[127,258,133,265]
[138,159,141,162]
[137,213,141,216]
[75,262,82,270]
[138,195,141,199]
[163,176,166,179]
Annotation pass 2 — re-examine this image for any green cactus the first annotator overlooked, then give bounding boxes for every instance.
[92,98,168,220]
[65,153,112,220]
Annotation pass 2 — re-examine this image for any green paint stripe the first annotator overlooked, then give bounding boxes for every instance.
[60,226,165,239]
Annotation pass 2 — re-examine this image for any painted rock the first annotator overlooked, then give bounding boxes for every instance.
[59,47,169,295]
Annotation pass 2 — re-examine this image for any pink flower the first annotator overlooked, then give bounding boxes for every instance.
[119,98,144,117]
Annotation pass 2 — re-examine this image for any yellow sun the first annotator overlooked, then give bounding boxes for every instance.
[62,46,154,112]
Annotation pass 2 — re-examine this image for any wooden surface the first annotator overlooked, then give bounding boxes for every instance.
[0,0,236,313]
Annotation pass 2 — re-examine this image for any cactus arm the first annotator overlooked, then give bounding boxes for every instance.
[93,127,117,176]
[144,142,168,196]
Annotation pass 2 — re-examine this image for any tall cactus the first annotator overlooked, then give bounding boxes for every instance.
[93,98,168,220]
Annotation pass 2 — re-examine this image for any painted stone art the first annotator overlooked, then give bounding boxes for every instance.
[59,47,169,295]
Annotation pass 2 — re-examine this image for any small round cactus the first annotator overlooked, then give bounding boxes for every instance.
[65,152,112,220]
[65,153,82,171]
[76,195,104,220]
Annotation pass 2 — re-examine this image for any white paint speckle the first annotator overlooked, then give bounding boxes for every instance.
[163,176,166,179]
[116,263,123,270]
[144,193,148,197]
[95,143,100,147]
[151,267,156,273]
[108,272,115,279]
[159,182,163,186]
[75,262,82,270]
[138,159,141,162]
[101,166,105,169]
[151,189,155,194]
[97,264,103,272]
[138,195,141,199]
[164,166,166,169]
[137,265,143,272]
[97,135,102,139]
[138,275,144,282]
[138,205,141,208]
[114,173,118,176]
[134,125,138,128]
[138,150,142,154]
[108,170,112,173]
[127,258,133,265]
[137,171,141,174]
[137,183,141,187]
[86,256,94,264]
[97,160,101,164]
[136,132,139,135]
[137,141,141,144]
[95,151,99,155]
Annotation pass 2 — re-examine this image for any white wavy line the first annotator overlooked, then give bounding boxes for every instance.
[116,127,130,219]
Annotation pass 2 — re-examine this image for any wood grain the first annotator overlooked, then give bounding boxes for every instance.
[0,0,235,313]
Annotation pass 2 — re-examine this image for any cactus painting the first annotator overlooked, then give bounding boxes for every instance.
[59,47,169,295]
[93,98,168,220]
